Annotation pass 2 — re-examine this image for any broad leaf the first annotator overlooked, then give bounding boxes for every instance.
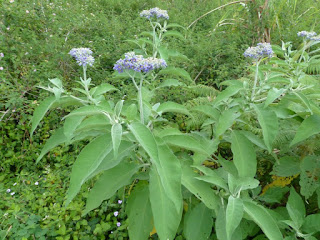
[158,67,192,82]
[158,79,184,88]
[300,156,320,199]
[90,83,117,97]
[286,187,306,228]
[162,30,185,40]
[157,102,190,116]
[264,88,285,107]
[243,201,283,240]
[215,207,227,240]
[252,104,278,153]
[226,196,243,240]
[231,131,257,178]
[181,161,219,210]
[162,134,209,155]
[271,156,301,177]
[184,202,213,240]
[240,131,268,150]
[30,96,56,136]
[126,182,153,240]
[63,115,85,140]
[213,85,243,106]
[66,134,113,205]
[129,122,158,163]
[290,114,320,146]
[302,214,320,233]
[36,128,67,163]
[149,166,182,240]
[194,166,228,190]
[111,123,122,157]
[154,138,182,213]
[216,108,240,137]
[83,162,139,215]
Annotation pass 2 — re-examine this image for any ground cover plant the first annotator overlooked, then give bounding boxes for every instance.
[2,0,320,239]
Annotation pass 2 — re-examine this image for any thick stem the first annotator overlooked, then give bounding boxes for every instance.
[251,60,260,101]
[138,76,144,124]
[299,40,307,63]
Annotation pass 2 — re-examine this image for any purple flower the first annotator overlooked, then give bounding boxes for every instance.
[0,67,3,71]
[297,31,317,39]
[244,42,273,59]
[69,48,95,67]
[140,7,169,20]
[117,222,121,227]
[113,52,167,73]
[118,200,122,204]
[114,211,119,217]
[0,53,4,58]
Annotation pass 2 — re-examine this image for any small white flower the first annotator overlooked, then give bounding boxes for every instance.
[26,10,30,14]
[34,69,37,72]
[6,189,11,193]
[10,0,15,3]
[35,181,39,185]
[13,183,17,186]
[0,67,3,71]
[3,213,8,217]
[6,27,10,31]
[10,192,15,196]
[52,13,56,16]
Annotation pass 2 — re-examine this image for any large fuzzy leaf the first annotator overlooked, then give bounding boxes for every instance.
[215,108,240,137]
[63,115,85,140]
[231,131,257,178]
[30,96,56,137]
[66,134,113,205]
[286,187,306,228]
[184,202,213,240]
[252,104,278,153]
[290,114,320,146]
[149,166,182,240]
[243,201,283,240]
[36,128,67,163]
[157,102,190,116]
[181,161,219,210]
[83,162,139,215]
[226,196,243,240]
[126,182,153,240]
[111,123,122,157]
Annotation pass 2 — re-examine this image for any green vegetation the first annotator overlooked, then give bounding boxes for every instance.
[2,0,320,239]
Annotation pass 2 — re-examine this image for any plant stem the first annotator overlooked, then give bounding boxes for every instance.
[251,60,260,101]
[138,76,144,124]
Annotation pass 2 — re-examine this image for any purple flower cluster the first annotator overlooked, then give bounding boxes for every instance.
[244,42,273,59]
[113,52,167,73]
[140,7,169,20]
[69,48,95,67]
[297,31,317,39]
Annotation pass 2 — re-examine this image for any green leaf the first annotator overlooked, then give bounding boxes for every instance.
[290,114,320,146]
[126,182,153,240]
[83,162,139,215]
[90,83,117,97]
[286,187,306,228]
[114,100,124,118]
[243,201,283,240]
[181,161,219,210]
[162,30,185,40]
[226,196,243,240]
[264,88,285,107]
[213,84,243,106]
[302,214,320,233]
[162,134,210,155]
[271,156,301,177]
[216,108,240,137]
[111,123,122,157]
[123,104,138,121]
[193,166,228,190]
[64,105,109,118]
[252,104,278,153]
[158,79,184,88]
[215,207,227,240]
[63,115,85,140]
[293,92,313,114]
[30,96,56,137]
[128,122,158,163]
[240,131,267,150]
[158,67,192,82]
[157,101,190,116]
[66,134,113,206]
[191,105,220,120]
[300,156,320,199]
[149,166,182,240]
[154,138,182,214]
[184,202,213,240]
[36,128,67,163]
[166,23,186,29]
[231,131,257,178]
